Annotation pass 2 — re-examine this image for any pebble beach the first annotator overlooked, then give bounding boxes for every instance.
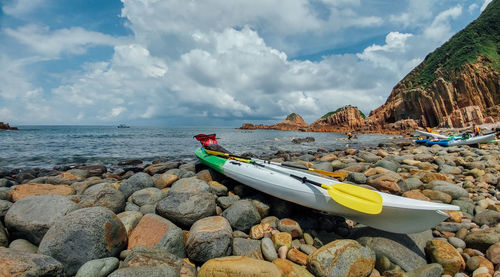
[1,138,500,277]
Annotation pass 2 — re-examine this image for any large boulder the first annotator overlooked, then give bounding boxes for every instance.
[119,173,154,198]
[307,239,375,277]
[198,256,282,276]
[108,266,179,277]
[169,177,210,194]
[222,199,261,232]
[38,207,127,276]
[127,214,185,258]
[78,182,125,213]
[186,216,232,264]
[5,195,79,245]
[0,248,64,276]
[156,191,216,227]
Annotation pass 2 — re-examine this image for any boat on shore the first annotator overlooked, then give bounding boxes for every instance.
[194,147,459,234]
[117,124,130,128]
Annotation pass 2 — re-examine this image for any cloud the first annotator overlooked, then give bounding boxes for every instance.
[5,25,126,58]
[0,0,477,125]
[2,0,45,17]
[423,5,462,42]
[481,0,493,12]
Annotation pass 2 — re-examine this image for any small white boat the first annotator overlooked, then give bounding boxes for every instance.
[195,148,459,234]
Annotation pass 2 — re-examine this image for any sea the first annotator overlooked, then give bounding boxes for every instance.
[0,126,399,169]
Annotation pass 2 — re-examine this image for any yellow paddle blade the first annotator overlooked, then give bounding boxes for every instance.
[321,183,383,215]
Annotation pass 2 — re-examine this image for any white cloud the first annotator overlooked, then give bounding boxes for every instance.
[2,0,45,17]
[423,5,462,42]
[480,0,493,11]
[5,25,126,58]
[0,1,477,125]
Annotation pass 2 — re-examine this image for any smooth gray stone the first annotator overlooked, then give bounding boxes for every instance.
[156,191,216,227]
[119,172,154,198]
[38,207,127,276]
[108,266,179,277]
[79,182,125,213]
[5,195,79,245]
[75,257,119,277]
[232,238,263,259]
[222,199,261,232]
[261,237,278,262]
[9,239,38,253]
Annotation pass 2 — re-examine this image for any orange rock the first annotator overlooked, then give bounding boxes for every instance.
[445,211,463,223]
[153,173,179,189]
[57,172,79,181]
[425,239,465,275]
[249,223,272,240]
[198,256,283,276]
[366,175,401,194]
[273,258,314,276]
[272,232,292,250]
[287,248,308,266]
[128,214,176,250]
[402,190,430,201]
[10,184,74,202]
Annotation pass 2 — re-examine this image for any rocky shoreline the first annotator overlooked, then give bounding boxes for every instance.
[1,141,500,276]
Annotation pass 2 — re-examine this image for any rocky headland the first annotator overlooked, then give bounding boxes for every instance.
[241,1,500,134]
[0,122,18,130]
[1,141,500,276]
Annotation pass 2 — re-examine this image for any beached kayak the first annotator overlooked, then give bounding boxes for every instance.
[415,130,450,139]
[195,147,459,234]
[425,133,496,147]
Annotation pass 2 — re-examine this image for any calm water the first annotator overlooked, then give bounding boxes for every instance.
[0,126,398,168]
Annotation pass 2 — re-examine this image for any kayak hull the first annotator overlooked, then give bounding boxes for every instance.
[195,148,459,234]
[415,130,449,139]
[425,133,496,146]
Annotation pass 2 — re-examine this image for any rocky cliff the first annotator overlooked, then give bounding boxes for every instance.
[367,0,500,128]
[0,122,18,130]
[240,113,308,131]
[308,105,366,132]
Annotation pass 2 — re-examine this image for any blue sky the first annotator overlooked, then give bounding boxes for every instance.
[0,0,493,126]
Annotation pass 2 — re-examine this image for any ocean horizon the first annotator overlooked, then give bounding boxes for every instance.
[0,125,398,169]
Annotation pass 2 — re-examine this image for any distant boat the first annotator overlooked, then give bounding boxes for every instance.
[117,124,130,128]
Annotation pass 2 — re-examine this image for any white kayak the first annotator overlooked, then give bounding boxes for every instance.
[426,133,496,147]
[195,148,460,234]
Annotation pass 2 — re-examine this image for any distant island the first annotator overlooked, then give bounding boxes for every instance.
[0,122,18,130]
[241,1,500,134]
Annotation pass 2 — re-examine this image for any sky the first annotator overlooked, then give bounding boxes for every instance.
[0,0,494,126]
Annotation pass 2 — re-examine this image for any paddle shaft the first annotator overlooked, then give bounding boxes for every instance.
[203,148,346,179]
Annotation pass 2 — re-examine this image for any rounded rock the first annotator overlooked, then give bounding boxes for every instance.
[487,242,500,264]
[425,239,465,276]
[130,187,163,207]
[277,218,303,238]
[8,239,38,253]
[127,213,185,258]
[308,239,375,277]
[222,199,261,232]
[10,183,74,202]
[261,237,278,262]
[5,195,79,245]
[119,172,154,198]
[186,216,232,264]
[38,207,127,276]
[198,256,282,276]
[156,191,216,227]
[75,257,119,277]
[79,183,125,213]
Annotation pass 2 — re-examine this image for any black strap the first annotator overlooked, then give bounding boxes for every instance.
[290,174,321,187]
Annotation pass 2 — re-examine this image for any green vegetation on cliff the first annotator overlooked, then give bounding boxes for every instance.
[321,105,366,119]
[285,113,299,121]
[407,0,499,87]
